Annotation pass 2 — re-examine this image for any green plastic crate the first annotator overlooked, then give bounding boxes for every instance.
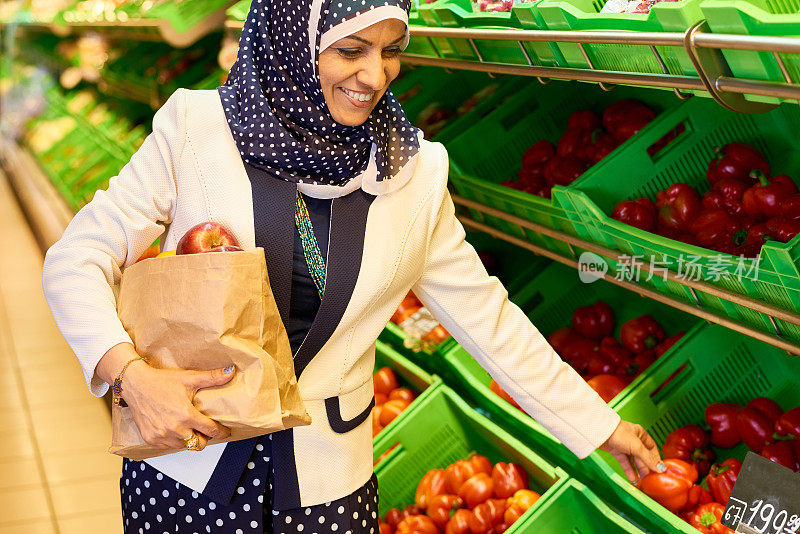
[373,385,568,529]
[419,0,564,67]
[373,339,443,439]
[526,0,702,82]
[226,0,251,21]
[446,80,685,259]
[142,0,236,36]
[556,96,800,344]
[521,478,649,533]
[702,0,800,105]
[585,323,800,532]
[377,230,548,372]
[436,260,700,482]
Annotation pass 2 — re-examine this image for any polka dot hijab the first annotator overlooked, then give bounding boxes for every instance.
[218,0,419,197]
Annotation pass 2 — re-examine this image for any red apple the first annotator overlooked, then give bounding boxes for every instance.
[176,222,240,255]
[209,245,243,252]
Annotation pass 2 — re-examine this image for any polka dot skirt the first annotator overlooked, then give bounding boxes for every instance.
[121,435,379,533]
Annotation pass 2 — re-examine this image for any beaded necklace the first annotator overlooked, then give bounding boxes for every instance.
[294,191,327,299]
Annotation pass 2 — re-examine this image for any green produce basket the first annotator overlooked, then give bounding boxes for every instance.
[585,323,800,533]
[141,0,236,36]
[436,260,701,484]
[373,340,443,439]
[405,0,441,57]
[446,80,685,259]
[419,0,564,67]
[226,0,251,21]
[521,478,650,533]
[526,0,702,81]
[373,385,569,529]
[555,96,800,344]
[702,0,800,105]
[377,230,548,373]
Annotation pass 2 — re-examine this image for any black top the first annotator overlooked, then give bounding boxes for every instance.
[287,195,332,354]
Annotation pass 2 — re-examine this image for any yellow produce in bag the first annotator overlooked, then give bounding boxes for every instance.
[112,248,310,460]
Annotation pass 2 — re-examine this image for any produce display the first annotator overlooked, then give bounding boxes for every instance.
[491,303,685,404]
[379,454,539,534]
[475,0,517,11]
[390,291,452,352]
[500,99,658,198]
[372,366,419,437]
[611,142,800,257]
[599,0,678,14]
[631,394,800,532]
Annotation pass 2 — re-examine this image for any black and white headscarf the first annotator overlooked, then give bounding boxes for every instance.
[218,0,419,198]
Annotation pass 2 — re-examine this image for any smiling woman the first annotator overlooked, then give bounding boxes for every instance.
[318,19,406,126]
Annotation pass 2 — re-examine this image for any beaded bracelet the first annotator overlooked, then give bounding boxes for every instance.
[112,356,147,407]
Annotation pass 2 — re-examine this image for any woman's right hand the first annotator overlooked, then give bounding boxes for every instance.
[97,343,234,451]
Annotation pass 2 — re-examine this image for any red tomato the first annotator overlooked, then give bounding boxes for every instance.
[388,388,416,404]
[415,469,448,510]
[458,473,494,509]
[374,367,399,396]
[379,399,410,427]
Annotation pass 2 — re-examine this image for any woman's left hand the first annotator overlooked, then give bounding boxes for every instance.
[599,420,666,485]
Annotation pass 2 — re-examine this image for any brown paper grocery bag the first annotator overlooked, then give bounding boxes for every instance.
[111,248,310,461]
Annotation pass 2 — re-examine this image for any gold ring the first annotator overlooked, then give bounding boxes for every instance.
[182,432,201,451]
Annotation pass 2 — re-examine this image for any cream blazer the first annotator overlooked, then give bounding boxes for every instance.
[41,88,620,509]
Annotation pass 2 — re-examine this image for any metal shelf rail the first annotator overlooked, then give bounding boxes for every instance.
[399,23,800,113]
[451,194,800,356]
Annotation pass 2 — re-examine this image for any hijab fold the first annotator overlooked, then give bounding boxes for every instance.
[218,0,419,198]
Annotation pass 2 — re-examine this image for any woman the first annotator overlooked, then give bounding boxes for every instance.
[42,0,664,532]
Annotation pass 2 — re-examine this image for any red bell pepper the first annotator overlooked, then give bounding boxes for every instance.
[458,473,494,509]
[705,403,742,448]
[624,349,656,379]
[662,424,716,477]
[747,397,783,423]
[603,99,655,140]
[655,332,685,358]
[445,456,492,495]
[491,463,528,499]
[689,208,744,251]
[735,223,773,257]
[780,193,800,220]
[707,459,741,505]
[587,353,616,375]
[761,441,798,471]
[706,142,770,188]
[639,458,698,513]
[683,484,714,519]
[775,406,800,439]
[416,469,449,510]
[544,154,586,186]
[743,173,799,218]
[469,499,506,533]
[517,165,546,189]
[557,129,586,158]
[766,218,800,243]
[567,110,602,132]
[583,130,619,164]
[688,502,735,534]
[736,406,775,452]
[620,315,666,354]
[561,338,599,374]
[571,301,615,340]
[707,178,749,218]
[612,198,658,232]
[521,140,555,168]
[656,183,703,234]
[547,327,580,355]
[427,494,463,529]
[599,336,634,368]
[614,115,654,142]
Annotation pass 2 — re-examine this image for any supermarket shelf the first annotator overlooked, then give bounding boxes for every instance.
[5,3,232,48]
[395,23,800,113]
[451,194,800,357]
[0,140,72,253]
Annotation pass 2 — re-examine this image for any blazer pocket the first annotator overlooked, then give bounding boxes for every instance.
[324,395,375,434]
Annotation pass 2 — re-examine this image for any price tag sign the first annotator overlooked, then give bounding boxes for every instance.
[722,452,800,534]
